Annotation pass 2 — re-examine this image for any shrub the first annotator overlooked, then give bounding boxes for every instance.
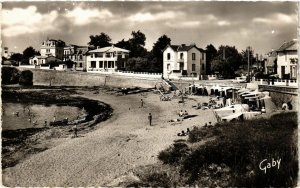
[2,67,20,85]
[182,112,298,186]
[19,70,33,85]
[158,142,190,164]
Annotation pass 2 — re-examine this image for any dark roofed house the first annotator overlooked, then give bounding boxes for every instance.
[163,43,206,79]
[275,39,298,79]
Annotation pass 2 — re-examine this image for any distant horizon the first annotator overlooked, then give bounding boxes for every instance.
[2,1,298,55]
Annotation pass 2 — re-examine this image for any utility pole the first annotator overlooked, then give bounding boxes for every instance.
[247,46,250,82]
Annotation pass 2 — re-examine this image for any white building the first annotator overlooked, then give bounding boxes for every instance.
[40,39,65,60]
[86,45,129,73]
[276,39,298,79]
[163,44,206,79]
[29,56,61,65]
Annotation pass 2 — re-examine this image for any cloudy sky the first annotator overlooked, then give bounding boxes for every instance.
[2,1,298,55]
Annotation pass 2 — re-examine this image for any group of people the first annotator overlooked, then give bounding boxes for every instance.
[177,128,190,136]
[179,110,189,117]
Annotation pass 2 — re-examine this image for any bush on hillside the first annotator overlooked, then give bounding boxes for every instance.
[2,67,20,85]
[19,70,33,86]
[158,142,190,165]
[150,112,298,187]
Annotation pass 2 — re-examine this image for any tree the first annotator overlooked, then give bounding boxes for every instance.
[10,53,23,63]
[205,44,217,74]
[211,45,242,78]
[125,57,149,72]
[115,39,130,50]
[128,30,147,58]
[88,32,112,48]
[150,34,171,73]
[22,46,39,64]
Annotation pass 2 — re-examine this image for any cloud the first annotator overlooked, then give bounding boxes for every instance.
[253,13,296,24]
[65,7,113,25]
[2,6,58,37]
[217,20,231,26]
[128,11,182,22]
[165,21,201,28]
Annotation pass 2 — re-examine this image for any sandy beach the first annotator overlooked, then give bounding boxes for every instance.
[2,89,217,186]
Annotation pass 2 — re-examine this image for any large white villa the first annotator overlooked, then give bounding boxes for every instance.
[163,44,206,79]
[86,45,129,73]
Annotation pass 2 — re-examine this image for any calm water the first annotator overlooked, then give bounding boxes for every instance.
[2,103,85,130]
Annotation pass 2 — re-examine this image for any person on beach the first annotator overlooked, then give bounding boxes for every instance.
[44,120,48,127]
[148,113,152,126]
[73,125,78,137]
[179,110,184,117]
[140,99,144,108]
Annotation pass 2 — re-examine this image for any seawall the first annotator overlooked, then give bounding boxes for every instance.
[17,68,160,88]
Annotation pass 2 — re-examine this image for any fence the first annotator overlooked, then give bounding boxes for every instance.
[254,78,298,87]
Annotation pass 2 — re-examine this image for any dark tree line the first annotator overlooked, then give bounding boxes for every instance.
[205,44,258,79]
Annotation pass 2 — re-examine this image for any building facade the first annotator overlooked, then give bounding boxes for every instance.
[29,56,61,65]
[40,39,65,60]
[86,45,129,73]
[264,51,277,75]
[163,44,206,79]
[64,45,89,71]
[276,39,298,79]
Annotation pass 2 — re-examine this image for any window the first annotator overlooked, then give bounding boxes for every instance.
[99,61,103,68]
[46,49,50,53]
[192,53,196,60]
[192,64,196,71]
[122,61,126,68]
[167,64,170,71]
[91,61,96,68]
[108,61,111,68]
[79,63,82,68]
[79,55,82,60]
[106,53,111,58]
[202,53,205,60]
[112,61,115,68]
[179,62,184,70]
[180,53,184,59]
[167,53,171,60]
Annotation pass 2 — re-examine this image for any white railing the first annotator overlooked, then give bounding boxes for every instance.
[255,78,298,87]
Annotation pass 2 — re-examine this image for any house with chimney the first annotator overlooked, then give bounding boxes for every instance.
[163,44,206,79]
[86,45,129,73]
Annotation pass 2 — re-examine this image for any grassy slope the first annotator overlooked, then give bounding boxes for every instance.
[127,112,298,187]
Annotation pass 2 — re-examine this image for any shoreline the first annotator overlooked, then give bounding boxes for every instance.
[2,86,218,186]
[2,86,113,169]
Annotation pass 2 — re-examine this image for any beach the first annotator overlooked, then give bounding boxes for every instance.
[2,88,217,186]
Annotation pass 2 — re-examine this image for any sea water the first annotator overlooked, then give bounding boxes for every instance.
[2,103,83,130]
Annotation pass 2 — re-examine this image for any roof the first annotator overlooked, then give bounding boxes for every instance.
[30,56,48,59]
[89,45,129,53]
[164,44,205,52]
[276,39,298,52]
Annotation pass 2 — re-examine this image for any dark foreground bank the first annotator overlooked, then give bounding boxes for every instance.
[124,112,298,187]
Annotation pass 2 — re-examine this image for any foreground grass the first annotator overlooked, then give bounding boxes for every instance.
[127,112,298,187]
